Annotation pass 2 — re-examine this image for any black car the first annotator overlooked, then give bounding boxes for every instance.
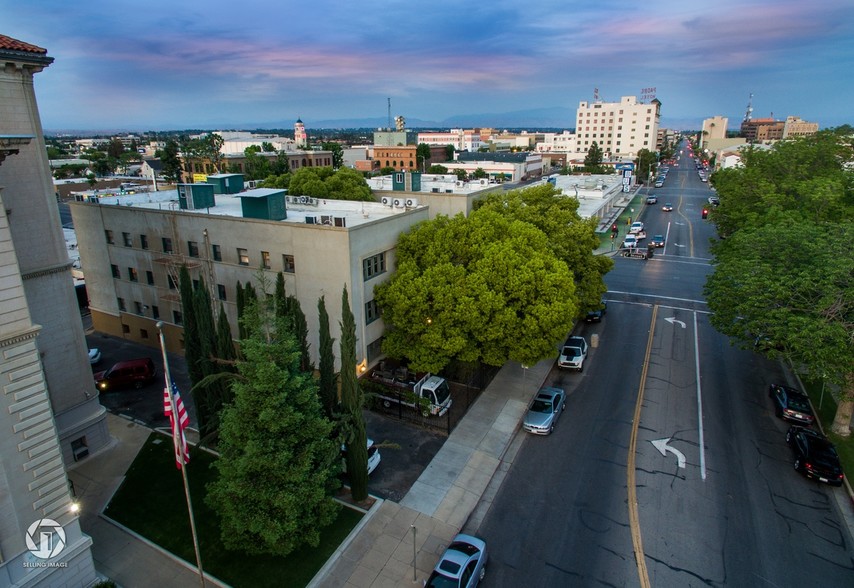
[584,301,607,323]
[769,384,814,425]
[786,426,844,486]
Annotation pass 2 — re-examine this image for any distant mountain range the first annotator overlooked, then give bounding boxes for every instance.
[45,107,705,135]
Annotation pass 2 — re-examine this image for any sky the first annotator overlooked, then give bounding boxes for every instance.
[3,0,853,133]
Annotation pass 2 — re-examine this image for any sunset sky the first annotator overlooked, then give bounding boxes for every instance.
[3,0,852,132]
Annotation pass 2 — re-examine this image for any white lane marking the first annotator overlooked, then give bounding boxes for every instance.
[651,438,686,469]
[665,317,686,329]
[694,311,707,480]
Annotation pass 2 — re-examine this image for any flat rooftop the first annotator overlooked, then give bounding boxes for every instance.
[74,188,413,227]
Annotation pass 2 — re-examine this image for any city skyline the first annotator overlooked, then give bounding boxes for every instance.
[3,0,853,132]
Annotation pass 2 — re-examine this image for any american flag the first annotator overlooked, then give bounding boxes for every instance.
[164,382,190,469]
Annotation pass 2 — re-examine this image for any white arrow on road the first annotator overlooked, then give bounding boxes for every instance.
[651,438,686,469]
[665,317,686,328]
[674,221,685,226]
[674,243,686,248]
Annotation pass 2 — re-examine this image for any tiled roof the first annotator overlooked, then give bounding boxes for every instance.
[0,34,47,54]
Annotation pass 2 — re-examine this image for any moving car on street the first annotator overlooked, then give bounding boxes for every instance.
[425,534,488,588]
[646,194,658,204]
[786,426,844,486]
[522,387,566,435]
[661,203,673,212]
[651,234,665,248]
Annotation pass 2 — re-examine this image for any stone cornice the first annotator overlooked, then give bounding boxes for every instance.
[21,261,73,280]
[0,325,40,348]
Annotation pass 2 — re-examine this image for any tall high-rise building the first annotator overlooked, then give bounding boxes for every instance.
[0,34,99,587]
[294,118,307,148]
[575,95,660,158]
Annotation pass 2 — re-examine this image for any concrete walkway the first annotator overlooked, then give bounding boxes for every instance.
[310,358,553,587]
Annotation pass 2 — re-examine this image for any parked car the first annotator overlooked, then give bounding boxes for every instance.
[646,195,658,204]
[426,534,488,588]
[558,336,588,371]
[585,300,607,322]
[708,195,720,206]
[661,203,673,212]
[769,384,814,425]
[93,357,156,392]
[88,348,102,365]
[522,387,566,435]
[786,426,844,486]
[654,179,664,188]
[341,439,382,475]
[651,234,665,248]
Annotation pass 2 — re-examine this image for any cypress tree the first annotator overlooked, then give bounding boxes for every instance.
[317,295,336,419]
[236,280,245,339]
[288,295,312,373]
[179,265,202,386]
[193,280,217,437]
[275,272,287,322]
[340,285,368,501]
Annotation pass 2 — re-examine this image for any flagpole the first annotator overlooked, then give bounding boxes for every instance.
[157,321,206,588]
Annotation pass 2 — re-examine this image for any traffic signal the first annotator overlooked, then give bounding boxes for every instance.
[702,208,708,219]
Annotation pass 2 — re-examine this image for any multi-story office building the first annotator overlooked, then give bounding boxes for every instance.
[0,33,98,588]
[574,96,660,159]
[417,129,483,152]
[740,117,785,142]
[700,116,728,149]
[372,145,447,172]
[782,116,819,138]
[70,189,429,370]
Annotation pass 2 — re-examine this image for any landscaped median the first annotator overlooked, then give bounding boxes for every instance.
[103,432,364,588]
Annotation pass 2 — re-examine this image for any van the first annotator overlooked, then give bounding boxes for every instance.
[94,358,156,392]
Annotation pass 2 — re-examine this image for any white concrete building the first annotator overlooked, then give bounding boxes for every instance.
[417,129,483,152]
[0,34,98,588]
[69,189,430,371]
[575,96,660,159]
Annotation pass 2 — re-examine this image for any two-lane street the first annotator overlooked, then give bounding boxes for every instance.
[477,145,854,586]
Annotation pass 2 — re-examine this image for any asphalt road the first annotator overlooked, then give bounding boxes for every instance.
[476,144,854,586]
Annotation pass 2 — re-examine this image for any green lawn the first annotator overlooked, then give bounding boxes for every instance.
[104,433,363,588]
[801,378,854,480]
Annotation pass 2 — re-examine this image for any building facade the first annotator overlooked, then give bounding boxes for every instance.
[575,96,660,158]
[69,191,429,372]
[372,145,447,172]
[782,116,819,138]
[180,149,334,182]
[700,116,728,149]
[0,33,98,588]
[417,129,482,152]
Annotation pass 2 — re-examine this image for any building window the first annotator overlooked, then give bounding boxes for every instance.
[217,284,227,301]
[140,329,149,339]
[152,305,160,319]
[212,244,222,261]
[173,310,183,325]
[261,251,271,269]
[363,252,386,280]
[146,270,154,285]
[365,299,381,324]
[105,230,114,244]
[128,267,138,282]
[111,264,120,279]
[122,232,132,247]
[188,241,199,258]
[117,297,126,311]
[122,324,130,334]
[134,301,143,314]
[140,234,148,249]
[282,254,295,273]
[162,237,173,253]
[367,336,384,362]
[237,248,249,265]
[167,275,176,290]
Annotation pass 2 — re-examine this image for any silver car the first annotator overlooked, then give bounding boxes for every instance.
[522,387,566,435]
[425,533,488,588]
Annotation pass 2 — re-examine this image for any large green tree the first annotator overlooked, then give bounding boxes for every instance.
[584,141,604,171]
[156,140,183,183]
[474,184,612,316]
[321,142,344,169]
[375,206,579,372]
[339,286,368,501]
[179,266,202,385]
[416,143,432,172]
[704,128,854,435]
[206,301,339,557]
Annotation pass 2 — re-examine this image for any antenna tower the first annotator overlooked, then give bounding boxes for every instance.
[743,93,754,122]
[387,98,392,131]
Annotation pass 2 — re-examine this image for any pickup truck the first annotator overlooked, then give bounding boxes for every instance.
[369,366,453,417]
[558,336,589,371]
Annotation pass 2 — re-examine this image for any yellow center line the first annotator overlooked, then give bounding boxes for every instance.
[627,304,657,588]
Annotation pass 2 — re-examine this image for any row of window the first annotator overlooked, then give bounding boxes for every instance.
[582,108,654,116]
[104,230,296,272]
[113,267,230,300]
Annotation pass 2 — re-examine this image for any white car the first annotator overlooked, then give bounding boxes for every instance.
[629,221,644,234]
[341,439,381,475]
[88,348,102,365]
[558,336,588,371]
[621,234,638,249]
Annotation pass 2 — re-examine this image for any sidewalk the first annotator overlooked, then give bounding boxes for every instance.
[67,414,221,588]
[310,358,553,587]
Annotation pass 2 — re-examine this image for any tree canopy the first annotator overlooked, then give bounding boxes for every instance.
[704,128,854,435]
[374,196,593,371]
[285,167,373,201]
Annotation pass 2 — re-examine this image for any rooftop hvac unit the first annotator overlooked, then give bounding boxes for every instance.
[456,180,464,187]
[405,198,418,207]
[479,179,488,185]
[381,196,393,206]
[393,198,405,208]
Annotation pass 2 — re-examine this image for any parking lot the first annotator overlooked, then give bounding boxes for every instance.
[85,316,445,502]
